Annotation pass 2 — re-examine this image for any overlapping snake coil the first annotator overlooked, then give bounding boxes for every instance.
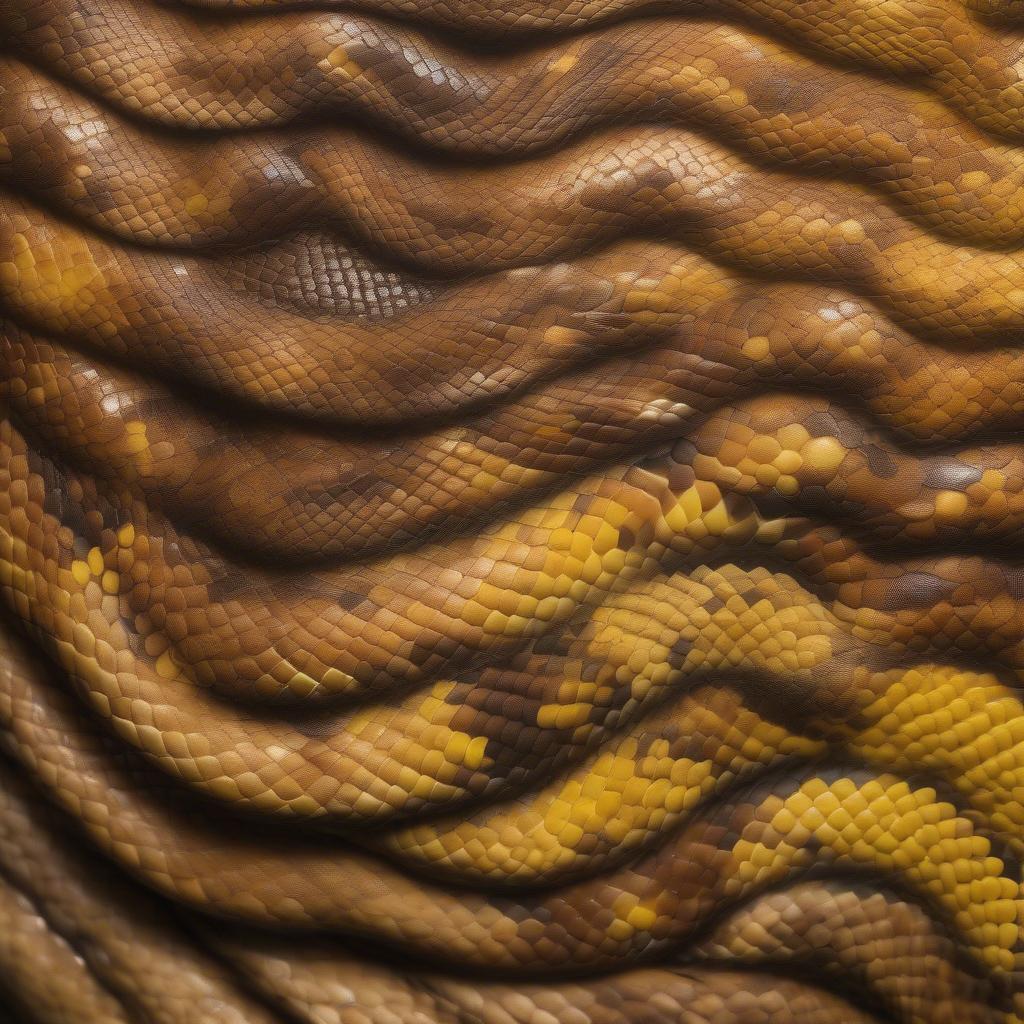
[1,0,1024,1020]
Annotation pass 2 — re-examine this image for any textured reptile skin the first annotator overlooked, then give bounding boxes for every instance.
[1,0,1024,1020]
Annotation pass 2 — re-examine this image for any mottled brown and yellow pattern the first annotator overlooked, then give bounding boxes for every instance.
[0,0,1023,1020]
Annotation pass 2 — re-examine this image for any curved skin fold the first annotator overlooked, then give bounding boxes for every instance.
[0,0,1023,1021]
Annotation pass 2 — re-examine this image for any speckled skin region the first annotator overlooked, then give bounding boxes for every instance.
[0,1,1023,1022]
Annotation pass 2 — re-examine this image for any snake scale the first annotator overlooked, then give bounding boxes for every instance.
[1,0,1024,1019]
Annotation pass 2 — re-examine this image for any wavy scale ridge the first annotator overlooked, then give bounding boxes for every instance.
[0,0,1023,1021]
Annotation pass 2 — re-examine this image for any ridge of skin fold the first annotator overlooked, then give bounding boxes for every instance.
[2,0,1024,1019]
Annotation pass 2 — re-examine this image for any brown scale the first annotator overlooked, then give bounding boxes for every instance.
[6,0,1024,137]
[1,197,712,423]
[7,321,1024,566]
[214,233,437,319]
[9,397,1024,712]
[6,197,1024,441]
[2,0,1024,1019]
[2,614,1015,1024]
[7,0,1024,139]
[8,125,1024,306]
[0,880,134,1024]
[166,0,1023,37]
[692,881,1005,1024]
[0,763,278,1024]
[6,405,1024,916]
[7,32,1024,246]
[2,333,1024,999]
[2,616,1021,984]
[217,933,888,1024]
[0,728,884,1024]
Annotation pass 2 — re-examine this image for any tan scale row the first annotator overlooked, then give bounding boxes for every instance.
[6,322,1024,568]
[0,617,1021,983]
[6,0,1024,141]
[8,402,1024,810]
[9,28,1024,247]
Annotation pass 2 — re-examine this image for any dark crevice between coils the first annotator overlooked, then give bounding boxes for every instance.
[9,52,1024,253]
[0,609,1019,1009]
[10,351,1024,582]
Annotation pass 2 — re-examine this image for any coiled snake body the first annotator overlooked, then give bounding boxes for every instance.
[1,0,1024,1020]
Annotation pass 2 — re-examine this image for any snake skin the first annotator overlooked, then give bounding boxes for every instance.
[1,0,1024,1020]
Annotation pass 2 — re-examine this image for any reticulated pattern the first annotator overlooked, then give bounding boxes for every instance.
[0,0,1023,1021]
